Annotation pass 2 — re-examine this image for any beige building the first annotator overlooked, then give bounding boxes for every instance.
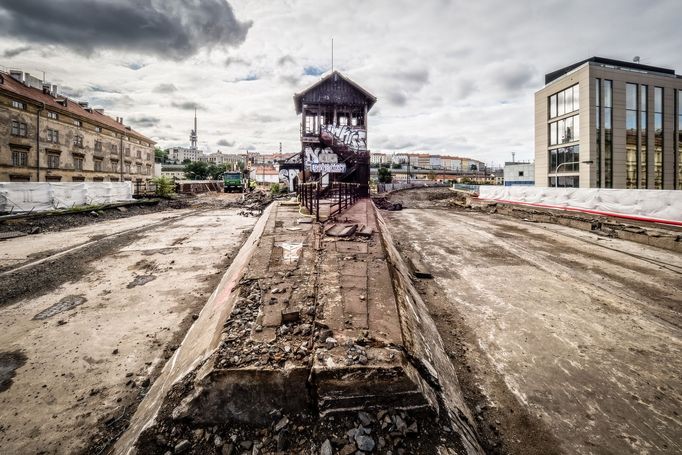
[535,57,682,189]
[1,70,155,182]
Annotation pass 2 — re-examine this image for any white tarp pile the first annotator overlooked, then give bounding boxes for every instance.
[477,186,682,225]
[0,182,134,213]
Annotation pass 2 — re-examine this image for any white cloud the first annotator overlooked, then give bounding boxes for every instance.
[1,0,680,165]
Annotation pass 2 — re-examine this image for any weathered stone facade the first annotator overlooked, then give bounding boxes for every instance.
[0,71,154,182]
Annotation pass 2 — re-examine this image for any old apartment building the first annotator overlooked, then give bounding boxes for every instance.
[536,57,682,189]
[0,70,154,182]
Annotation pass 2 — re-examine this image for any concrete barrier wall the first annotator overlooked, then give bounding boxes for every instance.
[373,202,484,455]
[175,180,223,194]
[0,182,134,212]
[478,186,682,226]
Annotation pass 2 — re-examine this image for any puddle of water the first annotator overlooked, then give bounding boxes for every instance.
[32,295,87,320]
[0,351,27,393]
[127,275,157,288]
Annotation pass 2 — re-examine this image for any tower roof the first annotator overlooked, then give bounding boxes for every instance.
[293,70,377,114]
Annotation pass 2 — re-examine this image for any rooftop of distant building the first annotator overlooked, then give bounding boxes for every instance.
[545,56,679,85]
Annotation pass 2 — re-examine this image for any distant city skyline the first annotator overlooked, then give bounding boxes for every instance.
[1,0,680,166]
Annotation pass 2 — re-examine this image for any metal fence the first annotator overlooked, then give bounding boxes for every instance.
[451,183,480,194]
[299,181,365,222]
[299,181,320,221]
[375,181,450,193]
[329,182,363,219]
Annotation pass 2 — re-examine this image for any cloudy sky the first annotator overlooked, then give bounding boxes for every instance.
[1,0,680,166]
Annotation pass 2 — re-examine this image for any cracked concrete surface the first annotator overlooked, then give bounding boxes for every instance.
[384,206,682,455]
[0,197,256,454]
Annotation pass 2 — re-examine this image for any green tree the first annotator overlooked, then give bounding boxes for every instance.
[391,163,402,169]
[154,147,167,163]
[184,161,209,180]
[378,166,393,183]
[207,163,228,180]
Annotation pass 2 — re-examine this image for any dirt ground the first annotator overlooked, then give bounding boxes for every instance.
[382,190,682,455]
[0,193,258,454]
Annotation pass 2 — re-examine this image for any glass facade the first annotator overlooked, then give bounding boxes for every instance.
[626,83,637,188]
[549,175,580,187]
[604,80,613,188]
[549,115,580,145]
[595,79,601,188]
[640,85,648,188]
[549,85,579,119]
[549,145,580,173]
[654,87,663,189]
[678,90,682,190]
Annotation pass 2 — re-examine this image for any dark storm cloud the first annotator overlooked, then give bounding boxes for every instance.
[277,55,296,66]
[386,90,408,107]
[497,63,537,91]
[128,115,161,128]
[2,46,32,58]
[217,139,235,147]
[153,83,178,94]
[0,0,252,60]
[395,68,429,84]
[225,56,248,66]
[171,101,205,110]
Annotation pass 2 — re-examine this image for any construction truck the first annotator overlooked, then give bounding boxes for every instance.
[222,171,244,192]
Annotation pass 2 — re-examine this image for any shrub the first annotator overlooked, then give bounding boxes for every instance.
[152,176,175,197]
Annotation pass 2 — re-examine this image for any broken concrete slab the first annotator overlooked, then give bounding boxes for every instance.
[407,254,433,279]
[325,223,358,237]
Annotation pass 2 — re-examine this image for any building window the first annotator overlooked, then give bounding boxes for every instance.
[74,157,84,170]
[125,147,131,157]
[147,152,151,161]
[12,100,26,110]
[549,84,579,119]
[125,163,131,173]
[146,165,151,175]
[47,111,58,120]
[94,140,103,152]
[95,126,102,133]
[73,135,84,147]
[549,145,580,174]
[595,78,601,188]
[549,175,579,188]
[12,150,28,167]
[639,85,648,188]
[136,164,142,174]
[47,128,60,144]
[136,149,142,159]
[73,119,82,127]
[11,120,28,137]
[654,87,663,189]
[518,171,524,177]
[549,114,579,145]
[625,83,638,189]
[604,80,613,188]
[94,159,103,172]
[677,89,682,190]
[110,143,118,153]
[111,161,119,172]
[72,176,85,182]
[47,154,60,169]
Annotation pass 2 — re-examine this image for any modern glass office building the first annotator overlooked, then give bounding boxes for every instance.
[535,57,682,189]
